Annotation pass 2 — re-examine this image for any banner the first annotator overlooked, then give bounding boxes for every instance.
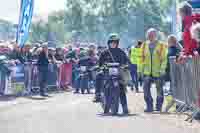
[17,0,34,47]
[189,0,200,9]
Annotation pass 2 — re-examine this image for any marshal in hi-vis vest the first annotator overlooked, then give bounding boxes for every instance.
[141,41,168,77]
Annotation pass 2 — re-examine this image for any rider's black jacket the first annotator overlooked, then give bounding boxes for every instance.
[99,48,130,67]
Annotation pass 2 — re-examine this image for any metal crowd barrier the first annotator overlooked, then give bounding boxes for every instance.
[58,63,73,89]
[0,68,7,95]
[31,63,60,93]
[169,56,200,122]
[0,64,25,96]
[0,62,73,96]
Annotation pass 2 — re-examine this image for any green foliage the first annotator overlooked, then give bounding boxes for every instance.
[0,19,15,41]
[29,0,184,47]
[29,20,48,43]
[29,11,65,46]
[63,0,179,46]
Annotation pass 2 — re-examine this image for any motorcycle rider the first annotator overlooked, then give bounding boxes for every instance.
[99,33,129,115]
[37,43,50,97]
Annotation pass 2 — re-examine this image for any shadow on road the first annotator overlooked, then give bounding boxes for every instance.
[97,113,139,118]
[25,96,49,100]
[151,112,177,115]
[0,95,17,102]
[0,90,69,102]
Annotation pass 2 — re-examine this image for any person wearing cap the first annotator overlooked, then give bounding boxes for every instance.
[31,44,41,60]
[37,43,49,97]
[98,33,130,115]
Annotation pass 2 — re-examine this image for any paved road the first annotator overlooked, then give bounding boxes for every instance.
[0,92,199,133]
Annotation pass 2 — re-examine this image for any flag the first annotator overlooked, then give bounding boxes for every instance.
[16,0,34,47]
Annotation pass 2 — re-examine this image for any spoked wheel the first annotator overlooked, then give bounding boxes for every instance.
[99,78,120,115]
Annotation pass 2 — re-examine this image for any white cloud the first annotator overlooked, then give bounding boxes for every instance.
[34,0,65,15]
[0,0,65,23]
[0,0,20,23]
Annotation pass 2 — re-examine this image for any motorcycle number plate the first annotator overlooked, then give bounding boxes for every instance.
[80,66,87,72]
[109,68,119,76]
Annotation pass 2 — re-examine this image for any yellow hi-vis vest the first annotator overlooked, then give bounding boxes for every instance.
[137,48,143,73]
[130,47,140,65]
[130,47,143,73]
[141,41,168,77]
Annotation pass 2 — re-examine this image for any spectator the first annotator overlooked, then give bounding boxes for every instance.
[22,44,32,62]
[31,43,40,60]
[60,45,75,90]
[191,22,200,55]
[55,47,64,61]
[129,40,143,92]
[165,35,182,82]
[9,44,24,64]
[66,45,76,62]
[179,2,200,55]
[136,41,144,88]
[190,22,200,120]
[48,47,56,62]
[37,43,49,97]
[88,44,97,61]
[87,46,98,88]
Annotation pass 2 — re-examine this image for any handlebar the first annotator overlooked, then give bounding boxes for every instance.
[89,64,129,73]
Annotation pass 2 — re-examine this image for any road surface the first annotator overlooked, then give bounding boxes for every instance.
[0,91,199,133]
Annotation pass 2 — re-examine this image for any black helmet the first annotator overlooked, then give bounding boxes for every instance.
[108,33,120,42]
[107,33,120,47]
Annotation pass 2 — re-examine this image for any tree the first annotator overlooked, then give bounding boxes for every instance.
[0,19,15,41]
[28,0,188,47]
[29,11,66,47]
[29,20,48,43]
[48,11,65,47]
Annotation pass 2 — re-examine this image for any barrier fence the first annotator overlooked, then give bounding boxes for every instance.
[169,56,200,122]
[0,62,73,96]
